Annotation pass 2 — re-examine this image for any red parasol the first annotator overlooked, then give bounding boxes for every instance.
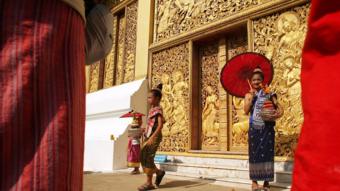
[120,110,145,118]
[220,52,273,98]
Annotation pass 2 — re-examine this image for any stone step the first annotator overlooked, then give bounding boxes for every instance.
[164,155,293,172]
[163,170,291,189]
[157,162,292,185]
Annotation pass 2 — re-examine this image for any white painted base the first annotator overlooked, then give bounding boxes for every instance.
[84,79,148,172]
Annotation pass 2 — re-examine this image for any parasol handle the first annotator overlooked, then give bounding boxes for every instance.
[247,79,253,91]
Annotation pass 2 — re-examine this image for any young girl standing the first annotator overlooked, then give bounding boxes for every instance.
[138,84,166,191]
[244,68,283,191]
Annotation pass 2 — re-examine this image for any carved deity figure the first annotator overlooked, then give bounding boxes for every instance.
[158,0,200,34]
[157,0,174,33]
[277,12,305,57]
[160,73,172,136]
[171,71,188,135]
[283,56,303,132]
[276,12,304,132]
[232,97,249,145]
[174,0,195,19]
[202,86,219,145]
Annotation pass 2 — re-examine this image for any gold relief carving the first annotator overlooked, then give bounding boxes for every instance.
[202,86,220,149]
[155,0,260,42]
[103,16,118,88]
[231,97,249,148]
[105,2,137,88]
[171,71,189,135]
[227,33,249,149]
[88,61,101,93]
[115,14,126,85]
[151,43,190,152]
[124,1,138,82]
[253,4,310,157]
[160,74,172,137]
[200,43,220,150]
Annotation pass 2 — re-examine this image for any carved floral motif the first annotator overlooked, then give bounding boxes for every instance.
[88,61,101,93]
[123,1,138,82]
[104,16,118,88]
[115,14,125,85]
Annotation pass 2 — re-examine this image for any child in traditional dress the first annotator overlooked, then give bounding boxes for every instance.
[127,113,143,174]
[138,84,166,191]
[244,68,283,191]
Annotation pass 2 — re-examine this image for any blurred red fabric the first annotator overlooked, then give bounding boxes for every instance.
[292,0,340,190]
[0,0,85,190]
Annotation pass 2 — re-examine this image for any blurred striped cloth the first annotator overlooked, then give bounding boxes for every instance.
[0,0,86,190]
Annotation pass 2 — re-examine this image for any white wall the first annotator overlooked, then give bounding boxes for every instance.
[84,79,148,172]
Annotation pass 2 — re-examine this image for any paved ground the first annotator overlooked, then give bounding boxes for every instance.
[84,172,243,191]
[83,171,286,191]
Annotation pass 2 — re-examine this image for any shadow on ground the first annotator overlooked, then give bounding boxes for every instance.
[160,179,213,189]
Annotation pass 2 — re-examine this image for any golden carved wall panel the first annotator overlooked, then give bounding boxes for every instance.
[115,14,126,85]
[88,61,101,93]
[104,16,118,88]
[154,0,260,42]
[200,42,220,150]
[227,32,249,150]
[151,43,190,152]
[104,1,137,88]
[123,1,138,82]
[253,3,310,157]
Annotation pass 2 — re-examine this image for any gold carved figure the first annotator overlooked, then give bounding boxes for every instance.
[232,97,249,146]
[174,0,195,19]
[155,0,260,41]
[202,86,220,147]
[277,12,305,56]
[157,0,176,33]
[171,71,189,135]
[282,56,303,133]
[275,11,304,134]
[160,73,172,136]
[151,43,189,152]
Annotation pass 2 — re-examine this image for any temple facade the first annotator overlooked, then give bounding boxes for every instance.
[85,0,309,188]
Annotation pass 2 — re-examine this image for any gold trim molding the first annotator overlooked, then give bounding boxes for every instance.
[111,0,136,14]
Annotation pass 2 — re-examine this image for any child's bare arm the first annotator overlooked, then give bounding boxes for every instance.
[146,115,163,145]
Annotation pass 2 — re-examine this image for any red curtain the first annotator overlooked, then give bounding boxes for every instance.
[292,0,340,190]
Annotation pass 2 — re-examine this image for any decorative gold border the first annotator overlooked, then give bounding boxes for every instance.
[188,40,194,151]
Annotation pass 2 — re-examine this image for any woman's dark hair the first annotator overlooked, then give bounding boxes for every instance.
[251,71,264,81]
[151,84,163,99]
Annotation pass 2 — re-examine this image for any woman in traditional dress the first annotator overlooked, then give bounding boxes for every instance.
[244,68,283,191]
[138,84,166,191]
